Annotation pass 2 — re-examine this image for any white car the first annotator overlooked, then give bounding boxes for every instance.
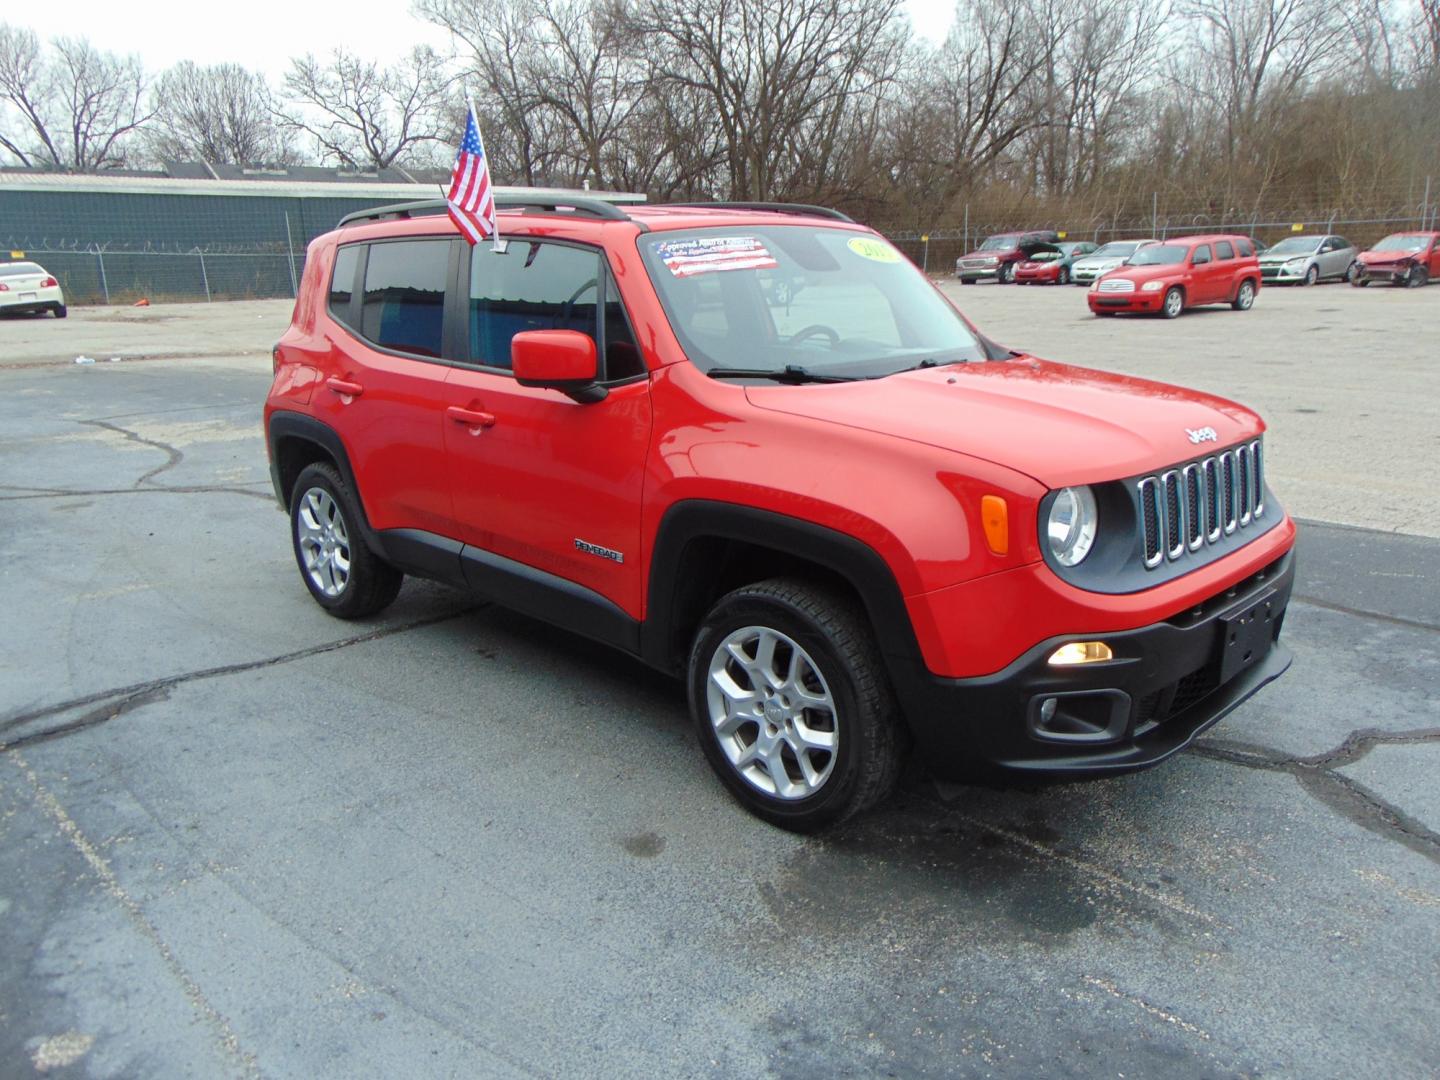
[0,261,67,317]
[1070,239,1159,285]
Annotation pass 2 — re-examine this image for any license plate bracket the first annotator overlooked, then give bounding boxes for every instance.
[1218,588,1279,683]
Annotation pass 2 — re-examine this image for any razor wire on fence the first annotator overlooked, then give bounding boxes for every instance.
[5,242,304,305]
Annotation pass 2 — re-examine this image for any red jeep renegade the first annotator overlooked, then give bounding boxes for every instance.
[266,198,1295,831]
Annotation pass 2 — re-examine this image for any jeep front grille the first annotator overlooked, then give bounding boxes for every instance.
[1138,441,1265,569]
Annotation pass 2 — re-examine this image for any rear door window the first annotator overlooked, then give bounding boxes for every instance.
[359,240,449,358]
[1215,241,1235,260]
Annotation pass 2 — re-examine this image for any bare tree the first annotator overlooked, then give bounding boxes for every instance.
[621,0,910,201]
[0,25,151,170]
[279,47,455,169]
[149,62,291,164]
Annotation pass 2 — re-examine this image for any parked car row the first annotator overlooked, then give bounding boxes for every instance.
[952,230,1440,318]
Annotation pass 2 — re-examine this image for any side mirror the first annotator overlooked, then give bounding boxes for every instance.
[512,330,607,404]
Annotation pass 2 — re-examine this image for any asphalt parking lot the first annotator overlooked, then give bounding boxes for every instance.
[2,286,1438,1078]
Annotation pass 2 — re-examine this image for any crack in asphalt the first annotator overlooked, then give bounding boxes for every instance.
[0,483,275,502]
[1193,728,1440,866]
[0,606,487,752]
[1291,594,1440,635]
[79,417,184,487]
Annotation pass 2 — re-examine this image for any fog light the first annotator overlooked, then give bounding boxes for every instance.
[1048,641,1113,666]
[1038,697,1058,723]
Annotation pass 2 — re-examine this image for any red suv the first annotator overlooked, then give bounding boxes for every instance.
[266,198,1295,831]
[1088,234,1261,318]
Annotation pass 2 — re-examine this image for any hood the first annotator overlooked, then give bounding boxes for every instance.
[1358,249,1416,265]
[1099,263,1183,285]
[744,358,1262,489]
[960,248,1014,261]
[1258,252,1312,265]
[1074,255,1124,269]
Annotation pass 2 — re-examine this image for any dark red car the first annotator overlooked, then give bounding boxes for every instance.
[267,199,1294,830]
[1088,234,1261,318]
[1352,232,1440,287]
[955,230,1061,284]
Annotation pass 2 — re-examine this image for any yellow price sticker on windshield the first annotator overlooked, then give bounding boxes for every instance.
[847,237,902,263]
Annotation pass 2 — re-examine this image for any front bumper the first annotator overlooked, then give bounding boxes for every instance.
[1356,264,1410,284]
[1259,263,1308,282]
[893,551,1295,776]
[1088,291,1163,313]
[956,265,999,280]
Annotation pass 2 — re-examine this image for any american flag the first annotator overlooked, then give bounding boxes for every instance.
[447,105,497,245]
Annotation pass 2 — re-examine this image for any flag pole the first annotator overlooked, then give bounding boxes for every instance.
[470,98,504,254]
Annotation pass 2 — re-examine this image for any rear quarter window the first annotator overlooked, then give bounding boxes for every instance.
[1216,241,1235,260]
[329,246,360,326]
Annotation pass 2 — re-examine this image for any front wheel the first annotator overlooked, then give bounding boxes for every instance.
[1231,279,1256,310]
[958,276,974,285]
[1405,267,1428,288]
[688,578,905,832]
[290,462,403,618]
[1162,287,1184,319]
[1057,267,1070,285]
[1303,265,1319,286]
[998,262,1015,284]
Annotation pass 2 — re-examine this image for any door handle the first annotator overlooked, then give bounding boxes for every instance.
[447,406,496,428]
[326,377,364,398]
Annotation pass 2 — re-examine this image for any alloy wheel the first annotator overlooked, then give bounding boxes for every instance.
[705,625,838,800]
[296,486,351,597]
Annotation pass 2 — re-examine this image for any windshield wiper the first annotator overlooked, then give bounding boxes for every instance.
[706,364,854,384]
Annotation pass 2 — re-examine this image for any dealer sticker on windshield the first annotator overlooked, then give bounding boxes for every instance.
[847,237,902,263]
[657,236,779,278]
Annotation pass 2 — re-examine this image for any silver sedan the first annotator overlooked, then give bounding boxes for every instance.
[1257,234,1359,285]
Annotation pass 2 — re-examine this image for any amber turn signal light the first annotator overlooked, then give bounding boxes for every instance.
[1048,641,1114,666]
[980,495,1008,555]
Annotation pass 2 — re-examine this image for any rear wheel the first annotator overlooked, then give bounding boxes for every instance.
[1162,287,1184,319]
[52,303,67,318]
[1345,261,1360,284]
[290,462,402,618]
[688,578,904,832]
[1231,279,1256,310]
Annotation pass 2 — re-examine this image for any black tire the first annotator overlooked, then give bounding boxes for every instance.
[687,578,905,832]
[998,262,1016,284]
[1231,279,1256,311]
[1345,261,1360,284]
[1162,286,1184,319]
[1303,265,1318,286]
[53,303,67,318]
[1057,267,1070,285]
[1405,267,1428,288]
[959,276,974,285]
[289,462,402,619]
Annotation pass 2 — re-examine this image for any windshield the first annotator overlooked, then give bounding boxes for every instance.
[979,235,1018,251]
[1374,234,1427,252]
[1268,237,1319,255]
[640,226,986,379]
[1127,245,1188,266]
[0,262,43,277]
[1091,242,1140,258]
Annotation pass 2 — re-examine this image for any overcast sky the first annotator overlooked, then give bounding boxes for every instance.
[10,0,957,80]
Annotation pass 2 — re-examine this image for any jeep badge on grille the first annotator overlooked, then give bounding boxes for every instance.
[1186,426,1218,444]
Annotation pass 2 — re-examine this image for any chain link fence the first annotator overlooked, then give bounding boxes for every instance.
[881,199,1440,275]
[7,243,304,305]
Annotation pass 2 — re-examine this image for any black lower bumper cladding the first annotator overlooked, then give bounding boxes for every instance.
[896,551,1296,776]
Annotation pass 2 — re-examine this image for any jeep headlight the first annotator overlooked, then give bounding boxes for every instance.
[1141,280,1165,292]
[1047,486,1098,566]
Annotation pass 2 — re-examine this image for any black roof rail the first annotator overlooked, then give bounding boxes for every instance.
[665,201,854,223]
[337,194,642,229]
